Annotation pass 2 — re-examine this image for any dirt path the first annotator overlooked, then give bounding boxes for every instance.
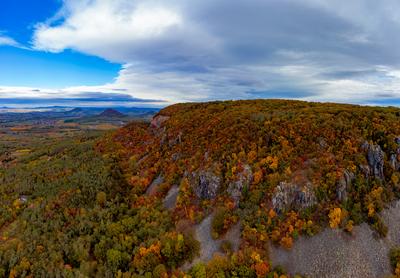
[163,185,179,209]
[270,201,400,278]
[182,214,241,270]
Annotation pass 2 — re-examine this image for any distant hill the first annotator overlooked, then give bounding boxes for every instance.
[98,108,125,118]
[68,108,83,113]
[65,107,85,117]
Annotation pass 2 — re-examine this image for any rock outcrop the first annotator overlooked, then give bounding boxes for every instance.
[362,141,385,180]
[390,153,399,171]
[390,137,400,171]
[227,164,253,206]
[150,115,170,129]
[272,182,316,213]
[336,170,355,202]
[168,132,182,147]
[191,170,221,200]
[145,175,164,195]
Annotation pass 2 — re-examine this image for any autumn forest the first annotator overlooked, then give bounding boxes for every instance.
[2,99,400,277]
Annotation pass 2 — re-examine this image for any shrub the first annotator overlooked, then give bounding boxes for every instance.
[96,191,107,207]
[220,240,233,254]
[211,208,227,239]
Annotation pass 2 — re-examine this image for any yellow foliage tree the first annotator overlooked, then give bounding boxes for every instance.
[328,207,342,229]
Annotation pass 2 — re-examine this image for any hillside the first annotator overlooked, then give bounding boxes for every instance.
[2,99,400,277]
[99,109,126,118]
[100,99,400,275]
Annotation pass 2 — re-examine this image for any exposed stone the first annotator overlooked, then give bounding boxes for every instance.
[136,154,149,167]
[336,170,355,202]
[390,138,400,171]
[272,182,316,213]
[361,142,385,180]
[317,137,328,149]
[160,133,167,146]
[227,164,253,206]
[191,170,221,200]
[150,115,170,129]
[359,164,371,178]
[168,132,183,147]
[145,175,164,196]
[390,153,399,171]
[171,152,181,161]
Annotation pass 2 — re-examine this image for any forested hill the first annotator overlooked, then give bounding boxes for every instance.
[100,99,400,274]
[2,99,400,277]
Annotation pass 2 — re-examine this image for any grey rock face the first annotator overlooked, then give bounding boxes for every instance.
[336,170,355,202]
[390,137,400,170]
[145,175,164,195]
[150,115,170,129]
[227,164,253,206]
[362,142,385,180]
[272,182,316,213]
[390,153,399,171]
[389,137,400,171]
[168,132,182,147]
[191,170,221,200]
[359,164,371,178]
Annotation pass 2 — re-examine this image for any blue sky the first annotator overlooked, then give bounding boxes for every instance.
[1,0,400,107]
[0,0,120,88]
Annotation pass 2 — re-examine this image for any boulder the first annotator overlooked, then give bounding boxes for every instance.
[272,182,316,213]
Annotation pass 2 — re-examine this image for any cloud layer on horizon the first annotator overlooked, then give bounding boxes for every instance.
[3,0,400,105]
[0,89,165,107]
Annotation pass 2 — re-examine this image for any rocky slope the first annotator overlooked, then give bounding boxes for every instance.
[270,200,400,277]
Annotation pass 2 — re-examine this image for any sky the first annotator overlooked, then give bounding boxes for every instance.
[1,0,400,107]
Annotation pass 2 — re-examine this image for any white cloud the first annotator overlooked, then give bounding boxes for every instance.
[24,0,400,104]
[0,35,20,47]
[33,1,183,62]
